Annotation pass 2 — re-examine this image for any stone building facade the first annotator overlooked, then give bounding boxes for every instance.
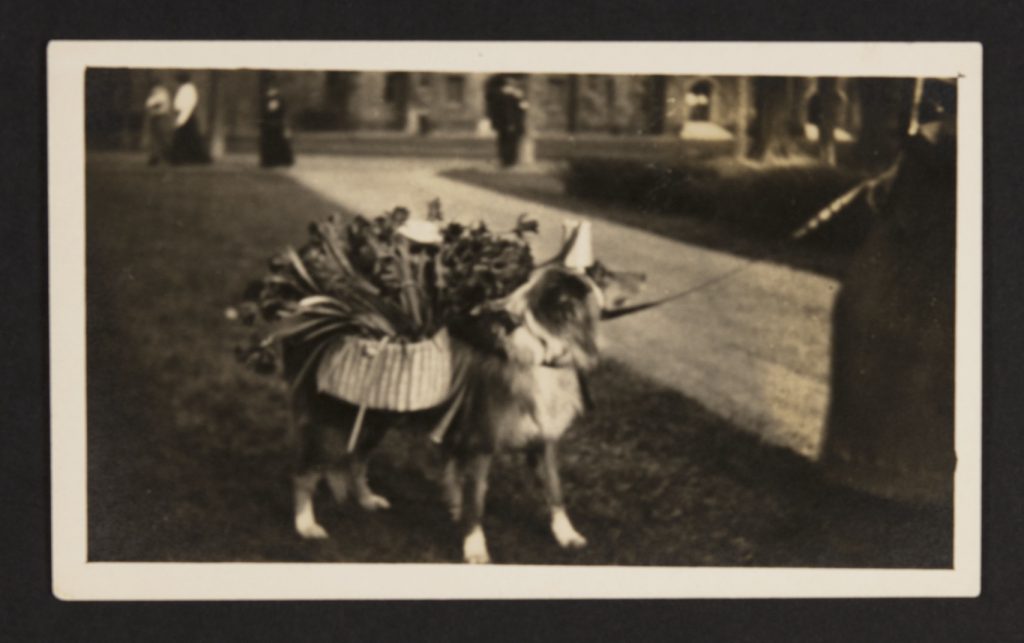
[87,68,864,150]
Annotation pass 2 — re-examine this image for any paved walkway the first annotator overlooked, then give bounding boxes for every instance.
[282,155,839,458]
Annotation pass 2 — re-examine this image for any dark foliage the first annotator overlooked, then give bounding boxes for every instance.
[563,157,871,250]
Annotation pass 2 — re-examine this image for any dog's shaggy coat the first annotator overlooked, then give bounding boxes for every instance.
[289,266,616,563]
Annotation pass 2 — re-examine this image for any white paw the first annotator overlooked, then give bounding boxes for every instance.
[552,508,587,549]
[556,529,587,549]
[463,526,491,564]
[358,493,391,511]
[295,519,329,540]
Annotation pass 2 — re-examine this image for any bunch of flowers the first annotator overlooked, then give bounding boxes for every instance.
[436,212,537,321]
[231,200,538,379]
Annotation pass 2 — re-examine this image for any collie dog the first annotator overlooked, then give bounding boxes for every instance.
[287,263,641,563]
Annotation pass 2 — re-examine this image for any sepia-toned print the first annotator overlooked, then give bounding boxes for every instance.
[50,42,981,599]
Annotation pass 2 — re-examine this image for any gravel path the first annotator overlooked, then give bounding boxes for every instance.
[283,155,839,458]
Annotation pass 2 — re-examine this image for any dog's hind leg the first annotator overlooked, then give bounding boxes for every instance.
[532,441,587,549]
[293,470,328,539]
[442,456,463,522]
[462,453,493,564]
[325,467,349,504]
[350,456,391,511]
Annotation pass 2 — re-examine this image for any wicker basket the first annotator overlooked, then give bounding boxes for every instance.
[315,329,453,412]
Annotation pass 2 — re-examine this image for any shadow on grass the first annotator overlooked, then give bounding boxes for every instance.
[84,153,950,566]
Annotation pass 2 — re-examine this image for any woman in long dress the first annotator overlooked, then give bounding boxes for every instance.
[259,86,294,167]
[169,72,210,165]
[143,83,172,165]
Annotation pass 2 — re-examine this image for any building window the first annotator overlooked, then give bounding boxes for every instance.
[445,75,465,105]
[803,89,852,142]
[685,79,713,122]
[383,73,410,103]
[547,77,567,108]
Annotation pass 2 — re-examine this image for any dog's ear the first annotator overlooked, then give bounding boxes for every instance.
[586,261,646,310]
[472,269,540,318]
[584,261,612,288]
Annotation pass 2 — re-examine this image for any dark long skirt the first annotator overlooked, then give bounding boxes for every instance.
[169,115,210,165]
[497,130,520,167]
[146,114,171,165]
[259,124,294,167]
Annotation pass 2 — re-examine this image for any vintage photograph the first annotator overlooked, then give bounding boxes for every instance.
[50,42,981,598]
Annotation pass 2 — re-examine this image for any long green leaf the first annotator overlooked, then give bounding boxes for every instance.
[316,222,381,296]
[284,246,319,293]
[298,295,346,309]
[393,242,423,330]
[267,316,336,343]
[297,306,354,319]
[340,286,411,333]
[353,312,397,337]
[300,321,362,344]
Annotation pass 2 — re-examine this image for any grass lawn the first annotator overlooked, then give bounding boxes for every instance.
[85,153,950,566]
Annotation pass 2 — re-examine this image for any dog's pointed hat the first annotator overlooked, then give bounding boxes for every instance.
[561,220,594,272]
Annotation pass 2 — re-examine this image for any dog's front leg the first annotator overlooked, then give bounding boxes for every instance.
[535,441,587,549]
[462,453,493,564]
[293,471,328,539]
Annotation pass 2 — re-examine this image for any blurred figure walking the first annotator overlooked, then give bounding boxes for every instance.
[169,72,211,165]
[143,82,172,165]
[259,85,294,168]
[485,75,528,168]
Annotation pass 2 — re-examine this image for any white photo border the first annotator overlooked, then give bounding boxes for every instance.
[48,40,982,600]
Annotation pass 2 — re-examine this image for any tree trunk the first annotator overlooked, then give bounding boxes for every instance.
[817,77,840,166]
[644,75,668,135]
[853,78,916,170]
[749,77,798,161]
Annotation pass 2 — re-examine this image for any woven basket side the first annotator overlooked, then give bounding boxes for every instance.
[316,330,452,412]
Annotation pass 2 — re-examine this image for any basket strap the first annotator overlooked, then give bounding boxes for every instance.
[346,336,392,454]
[428,347,472,445]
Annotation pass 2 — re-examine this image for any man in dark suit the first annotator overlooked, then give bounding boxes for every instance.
[486,75,528,167]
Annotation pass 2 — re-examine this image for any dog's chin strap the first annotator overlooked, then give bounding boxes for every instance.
[576,270,606,311]
[522,309,574,368]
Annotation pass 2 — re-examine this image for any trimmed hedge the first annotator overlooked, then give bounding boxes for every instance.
[563,157,870,248]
